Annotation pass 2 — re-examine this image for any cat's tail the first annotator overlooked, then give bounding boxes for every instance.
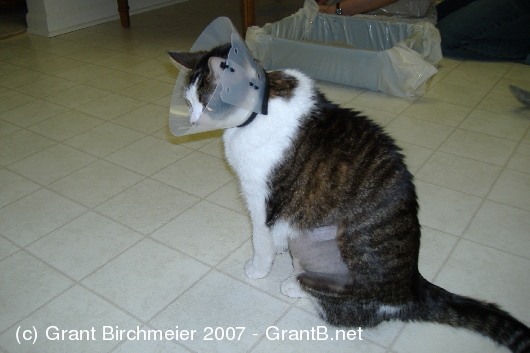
[411,275,530,353]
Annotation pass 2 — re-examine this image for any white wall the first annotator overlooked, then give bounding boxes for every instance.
[26,0,188,37]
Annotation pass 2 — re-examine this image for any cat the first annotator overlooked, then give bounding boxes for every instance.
[168,44,530,353]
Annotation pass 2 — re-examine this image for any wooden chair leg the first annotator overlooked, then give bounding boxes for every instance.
[117,0,130,28]
[242,0,255,35]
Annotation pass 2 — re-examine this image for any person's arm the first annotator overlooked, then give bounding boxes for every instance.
[318,0,398,15]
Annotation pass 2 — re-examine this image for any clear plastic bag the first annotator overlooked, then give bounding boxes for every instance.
[246,0,442,96]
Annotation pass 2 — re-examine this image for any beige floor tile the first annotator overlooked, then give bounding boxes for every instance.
[416,181,482,236]
[440,129,517,166]
[0,188,86,246]
[95,179,198,234]
[205,179,247,214]
[197,137,225,158]
[457,60,513,77]
[352,90,416,114]
[418,227,458,281]
[15,76,78,98]
[66,46,119,63]
[93,52,148,70]
[524,129,530,144]
[0,285,140,353]
[124,43,174,59]
[111,103,168,134]
[150,271,290,353]
[0,61,23,76]
[217,240,297,301]
[64,122,145,158]
[477,91,530,119]
[3,49,59,68]
[397,142,434,174]
[424,82,487,108]
[121,59,172,78]
[0,99,68,127]
[75,93,147,120]
[0,169,40,208]
[117,79,174,103]
[492,77,530,96]
[31,56,86,75]
[385,115,454,149]
[0,44,31,61]
[0,129,56,166]
[0,119,20,136]
[43,84,110,109]
[464,200,530,258]
[152,200,250,265]
[27,212,143,280]
[104,135,192,176]
[488,169,530,211]
[400,97,472,127]
[459,109,530,141]
[393,322,504,353]
[82,238,210,321]
[416,151,501,197]
[85,71,147,92]
[504,63,530,82]
[440,69,500,92]
[0,237,19,261]
[48,159,144,208]
[0,89,36,113]
[0,67,48,89]
[36,41,89,57]
[435,240,530,320]
[8,144,97,185]
[507,142,530,174]
[152,151,234,198]
[0,251,73,332]
[317,81,363,104]
[28,110,104,141]
[55,63,115,83]
[95,38,145,52]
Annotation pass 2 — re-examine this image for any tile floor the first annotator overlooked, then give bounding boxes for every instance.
[1,1,530,352]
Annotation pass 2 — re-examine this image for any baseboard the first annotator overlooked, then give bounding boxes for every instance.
[26,0,188,37]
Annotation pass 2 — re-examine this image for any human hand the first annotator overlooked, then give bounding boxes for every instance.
[318,4,334,13]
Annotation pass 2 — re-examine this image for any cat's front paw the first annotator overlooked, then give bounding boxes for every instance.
[244,259,271,279]
[281,276,307,298]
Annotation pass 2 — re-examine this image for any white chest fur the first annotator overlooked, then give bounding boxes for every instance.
[222,69,315,204]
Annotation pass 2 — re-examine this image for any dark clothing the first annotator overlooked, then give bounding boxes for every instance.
[436,0,530,63]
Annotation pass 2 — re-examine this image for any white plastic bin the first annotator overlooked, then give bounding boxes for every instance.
[245,0,442,96]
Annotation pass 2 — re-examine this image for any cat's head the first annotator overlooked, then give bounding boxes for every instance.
[168,43,231,124]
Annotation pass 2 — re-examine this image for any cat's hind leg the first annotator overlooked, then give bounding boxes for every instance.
[281,258,308,298]
[283,225,347,298]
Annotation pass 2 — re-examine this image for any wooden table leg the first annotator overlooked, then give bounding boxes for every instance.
[117,0,130,28]
[242,0,255,35]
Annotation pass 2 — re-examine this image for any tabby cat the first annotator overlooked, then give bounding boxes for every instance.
[168,44,530,353]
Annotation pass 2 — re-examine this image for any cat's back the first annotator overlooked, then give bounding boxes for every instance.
[266,91,413,229]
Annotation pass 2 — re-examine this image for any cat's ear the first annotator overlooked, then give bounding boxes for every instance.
[168,51,206,70]
[208,56,227,80]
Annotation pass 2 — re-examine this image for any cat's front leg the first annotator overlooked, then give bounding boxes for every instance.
[245,223,275,279]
